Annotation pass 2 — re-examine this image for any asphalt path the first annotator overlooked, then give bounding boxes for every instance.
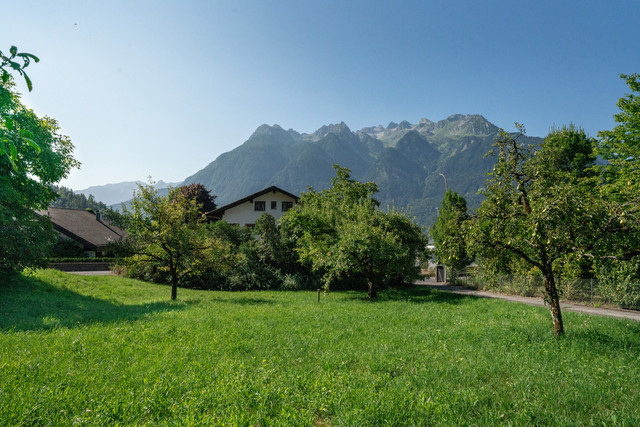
[416,278,640,322]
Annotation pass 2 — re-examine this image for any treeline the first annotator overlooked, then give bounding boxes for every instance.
[431,74,640,335]
[49,185,109,211]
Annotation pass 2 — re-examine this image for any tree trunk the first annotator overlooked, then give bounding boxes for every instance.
[170,265,178,300]
[171,281,177,300]
[542,271,564,335]
[367,279,377,299]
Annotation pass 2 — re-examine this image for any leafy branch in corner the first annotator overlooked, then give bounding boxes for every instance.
[1,45,39,91]
[1,46,41,171]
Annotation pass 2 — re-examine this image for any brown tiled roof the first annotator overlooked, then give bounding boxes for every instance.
[36,208,126,250]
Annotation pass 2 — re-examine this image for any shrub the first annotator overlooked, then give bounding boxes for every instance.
[596,257,640,309]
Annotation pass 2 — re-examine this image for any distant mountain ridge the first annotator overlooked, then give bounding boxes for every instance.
[77,180,177,206]
[183,114,542,226]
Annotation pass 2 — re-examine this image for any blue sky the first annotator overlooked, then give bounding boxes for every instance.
[3,0,639,190]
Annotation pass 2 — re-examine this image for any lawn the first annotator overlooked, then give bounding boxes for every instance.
[1,270,640,425]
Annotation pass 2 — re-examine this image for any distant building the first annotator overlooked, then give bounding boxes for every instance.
[208,186,299,227]
[36,208,126,257]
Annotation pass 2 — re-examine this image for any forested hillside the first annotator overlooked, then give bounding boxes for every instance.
[49,186,109,212]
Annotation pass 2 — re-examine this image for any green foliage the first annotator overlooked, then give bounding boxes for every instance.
[1,46,41,171]
[0,216,56,277]
[2,270,640,425]
[122,184,233,299]
[208,219,253,247]
[51,238,86,258]
[595,256,640,308]
[592,74,640,262]
[175,183,217,215]
[430,189,472,272]
[50,185,106,210]
[0,45,39,91]
[470,125,598,334]
[0,49,79,275]
[591,74,640,303]
[597,73,640,199]
[173,216,316,292]
[0,80,78,277]
[124,215,296,293]
[180,220,272,291]
[254,213,287,267]
[282,165,426,298]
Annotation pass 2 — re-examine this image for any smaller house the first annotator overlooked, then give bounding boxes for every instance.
[208,186,299,227]
[36,208,126,257]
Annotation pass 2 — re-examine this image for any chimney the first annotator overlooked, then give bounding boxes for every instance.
[96,211,103,222]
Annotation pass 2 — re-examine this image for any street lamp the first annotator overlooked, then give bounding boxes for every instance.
[439,173,448,192]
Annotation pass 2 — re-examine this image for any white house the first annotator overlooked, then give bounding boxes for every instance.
[209,186,299,227]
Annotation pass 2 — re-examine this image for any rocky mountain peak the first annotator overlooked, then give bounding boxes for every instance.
[311,121,352,140]
[250,123,291,138]
[433,114,496,136]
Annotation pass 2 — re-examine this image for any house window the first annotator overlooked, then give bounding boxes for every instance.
[282,201,293,212]
[255,201,265,211]
[271,201,277,210]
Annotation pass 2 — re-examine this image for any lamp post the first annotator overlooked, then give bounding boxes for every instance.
[439,173,448,192]
[436,173,448,283]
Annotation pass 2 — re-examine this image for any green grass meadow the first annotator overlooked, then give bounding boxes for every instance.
[2,270,640,425]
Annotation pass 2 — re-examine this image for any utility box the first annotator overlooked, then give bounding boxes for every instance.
[436,265,447,283]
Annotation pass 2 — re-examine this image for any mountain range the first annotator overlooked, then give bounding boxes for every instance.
[182,114,542,226]
[80,115,542,227]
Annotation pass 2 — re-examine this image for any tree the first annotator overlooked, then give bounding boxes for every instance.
[597,73,640,199]
[1,46,40,170]
[254,213,285,266]
[469,125,598,335]
[123,184,225,299]
[176,183,217,216]
[0,79,78,277]
[591,74,640,306]
[594,73,640,256]
[281,165,425,298]
[430,189,472,273]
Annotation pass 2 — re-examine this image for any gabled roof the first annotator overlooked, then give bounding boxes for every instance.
[208,186,299,217]
[36,208,126,250]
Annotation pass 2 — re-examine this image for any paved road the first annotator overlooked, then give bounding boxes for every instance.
[416,279,640,322]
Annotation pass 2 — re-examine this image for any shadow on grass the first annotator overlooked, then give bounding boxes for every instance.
[0,275,191,332]
[568,323,640,353]
[347,286,475,305]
